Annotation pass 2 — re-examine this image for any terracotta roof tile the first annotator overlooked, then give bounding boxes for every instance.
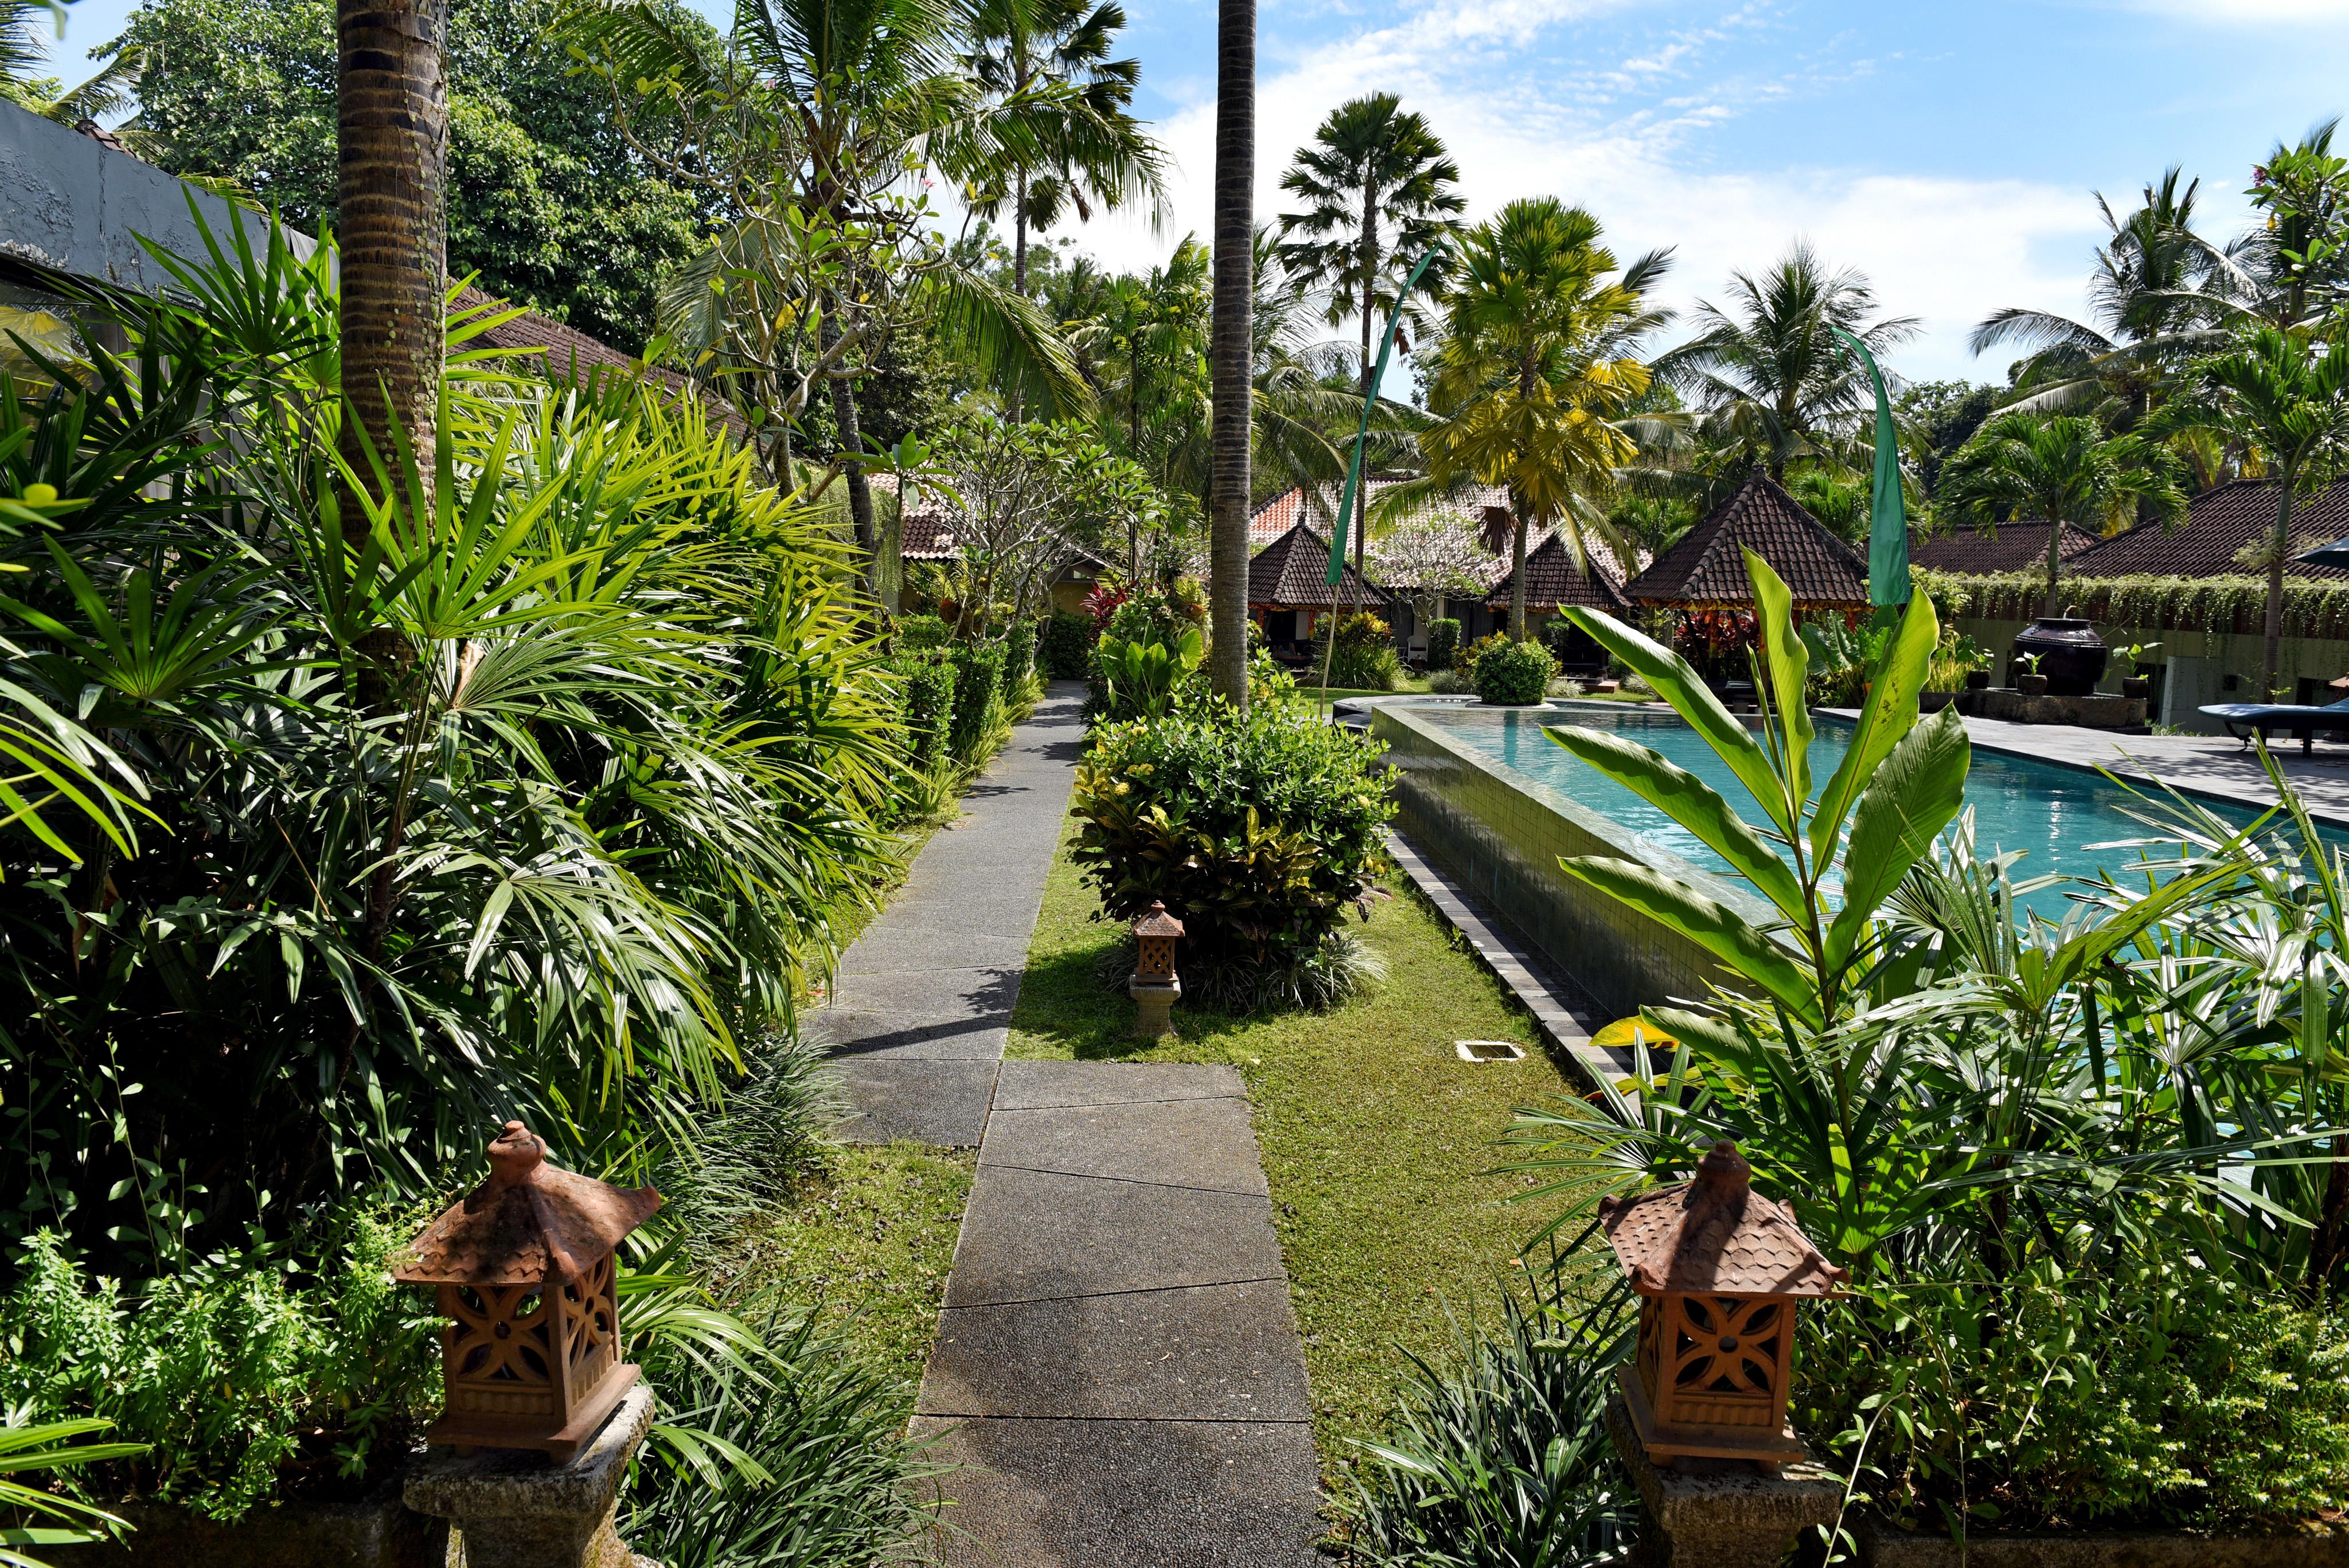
[1247,520,1387,609]
[1250,479,1515,550]
[455,286,746,438]
[1909,521,2098,575]
[1598,1142,1844,1299]
[1626,469,1870,607]
[2064,478,2349,582]
[1484,532,1633,613]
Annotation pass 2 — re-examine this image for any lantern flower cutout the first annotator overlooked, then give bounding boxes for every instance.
[396,1122,662,1461]
[1129,899,1184,1039]
[1598,1140,1844,1469]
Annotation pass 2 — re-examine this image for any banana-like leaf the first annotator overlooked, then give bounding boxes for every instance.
[1555,853,1821,1027]
[1743,549,1813,810]
[1560,606,1789,836]
[1808,591,1937,865]
[1544,723,1806,920]
[1824,704,1971,980]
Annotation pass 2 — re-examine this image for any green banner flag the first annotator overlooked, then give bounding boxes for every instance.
[1328,247,1445,586]
[1829,325,1910,610]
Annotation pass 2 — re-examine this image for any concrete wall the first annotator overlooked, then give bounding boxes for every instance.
[1371,703,1765,1020]
[0,101,311,292]
[1956,614,2349,733]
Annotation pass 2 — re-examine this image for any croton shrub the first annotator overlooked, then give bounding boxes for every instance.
[1070,703,1396,969]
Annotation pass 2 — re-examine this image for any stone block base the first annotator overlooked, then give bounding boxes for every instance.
[1606,1392,1840,1568]
[33,1483,444,1568]
[406,1386,654,1568]
[1958,689,2147,729]
[1860,1516,2349,1566]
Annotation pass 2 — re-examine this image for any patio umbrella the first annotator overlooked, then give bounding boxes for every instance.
[2300,536,2349,571]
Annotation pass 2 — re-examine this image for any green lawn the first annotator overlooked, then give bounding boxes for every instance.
[712,1142,976,1381]
[1005,814,1583,1476]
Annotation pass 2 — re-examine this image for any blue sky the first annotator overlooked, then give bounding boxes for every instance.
[33,0,2349,382]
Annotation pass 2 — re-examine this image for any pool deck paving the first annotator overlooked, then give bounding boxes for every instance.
[818,688,1322,1566]
[1942,712,2349,828]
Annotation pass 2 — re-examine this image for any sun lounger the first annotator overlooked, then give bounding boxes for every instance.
[2200,697,2349,754]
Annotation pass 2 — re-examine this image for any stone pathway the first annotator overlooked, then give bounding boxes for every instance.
[817,684,1087,1146]
[912,1063,1322,1567]
[818,686,1324,1565]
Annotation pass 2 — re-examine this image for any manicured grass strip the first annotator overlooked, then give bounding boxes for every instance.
[715,1142,976,1382]
[1005,814,1578,1475]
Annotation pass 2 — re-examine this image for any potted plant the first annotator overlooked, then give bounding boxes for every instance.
[2015,651,2050,697]
[2118,641,2160,701]
[1956,634,1992,692]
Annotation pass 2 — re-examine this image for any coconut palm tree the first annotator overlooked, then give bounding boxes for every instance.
[1969,168,2241,424]
[1938,412,2186,619]
[1412,197,1670,640]
[2166,323,2349,696]
[338,0,451,476]
[1653,241,1915,483]
[1274,93,1465,582]
[963,0,1166,297]
[1206,0,1252,704]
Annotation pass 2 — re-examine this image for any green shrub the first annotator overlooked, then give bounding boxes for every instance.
[1312,611,1402,690]
[948,643,1008,760]
[1426,618,1461,671]
[895,613,952,653]
[1041,611,1095,679]
[0,1209,440,1522]
[893,655,957,775]
[1002,621,1037,699]
[1473,637,1554,704]
[1069,703,1394,981]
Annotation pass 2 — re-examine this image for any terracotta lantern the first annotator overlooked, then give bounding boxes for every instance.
[1598,1140,1844,1469]
[1129,899,1184,1039]
[396,1122,662,1461]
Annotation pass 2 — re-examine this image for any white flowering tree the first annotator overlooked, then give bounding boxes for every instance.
[1368,517,1495,627]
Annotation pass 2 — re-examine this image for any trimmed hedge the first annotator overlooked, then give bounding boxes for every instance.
[896,613,952,653]
[895,655,957,774]
[1475,637,1554,705]
[1041,611,1097,679]
[948,643,1008,760]
[1426,618,1461,672]
[1003,621,1037,699]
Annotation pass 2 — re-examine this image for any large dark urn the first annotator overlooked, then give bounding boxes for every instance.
[2012,618,2108,697]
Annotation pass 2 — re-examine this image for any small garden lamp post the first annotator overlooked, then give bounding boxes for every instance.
[1130,899,1184,1039]
[396,1121,661,1461]
[1598,1140,1844,1471]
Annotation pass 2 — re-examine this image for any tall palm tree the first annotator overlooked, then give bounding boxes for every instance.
[1939,412,2186,619]
[1414,197,1669,639]
[1653,241,1915,482]
[338,0,451,476]
[965,0,1166,296]
[1207,0,1252,704]
[1275,92,1464,582]
[1969,169,2241,424]
[2166,323,2349,696]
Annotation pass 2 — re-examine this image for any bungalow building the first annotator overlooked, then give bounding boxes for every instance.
[1481,533,1636,672]
[1246,518,1390,665]
[1248,479,1515,655]
[1909,520,2098,576]
[1625,469,1871,613]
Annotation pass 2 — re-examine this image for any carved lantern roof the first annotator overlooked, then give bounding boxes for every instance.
[1597,1141,1845,1298]
[396,1122,662,1287]
[1133,900,1185,939]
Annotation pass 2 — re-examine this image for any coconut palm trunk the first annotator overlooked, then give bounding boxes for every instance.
[1207,0,1253,706]
[2266,474,2298,700]
[337,0,449,477]
[1353,182,1378,590]
[821,302,888,610]
[2042,522,2065,619]
[1508,496,1529,641]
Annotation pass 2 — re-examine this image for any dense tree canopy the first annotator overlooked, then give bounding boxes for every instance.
[103,0,719,350]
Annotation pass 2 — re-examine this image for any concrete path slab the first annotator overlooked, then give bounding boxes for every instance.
[910,1417,1322,1568]
[820,685,1084,1145]
[944,1165,1284,1306]
[978,1097,1273,1196]
[918,1061,1322,1563]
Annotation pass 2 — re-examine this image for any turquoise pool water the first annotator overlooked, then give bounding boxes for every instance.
[1415,703,2325,921]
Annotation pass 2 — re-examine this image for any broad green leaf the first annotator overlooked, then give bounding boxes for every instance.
[1824,704,1971,979]
[1544,723,1806,919]
[1743,549,1812,808]
[1555,853,1822,1027]
[1808,592,1937,864]
[1561,607,1790,836]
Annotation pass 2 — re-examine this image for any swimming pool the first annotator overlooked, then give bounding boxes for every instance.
[1410,701,2328,922]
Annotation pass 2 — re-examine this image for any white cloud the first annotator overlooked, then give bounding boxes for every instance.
[2116,0,2349,19]
[1068,3,2100,384]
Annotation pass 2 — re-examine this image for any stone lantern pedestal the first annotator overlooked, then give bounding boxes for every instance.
[405,1385,657,1568]
[1606,1393,1839,1568]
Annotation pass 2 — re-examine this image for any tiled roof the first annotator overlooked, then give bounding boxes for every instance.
[866,473,957,560]
[1484,532,1633,613]
[1909,521,2098,575]
[1250,478,1514,549]
[456,286,746,437]
[1597,1142,1845,1299]
[2063,478,2349,582]
[1626,469,1870,607]
[1247,520,1388,609]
